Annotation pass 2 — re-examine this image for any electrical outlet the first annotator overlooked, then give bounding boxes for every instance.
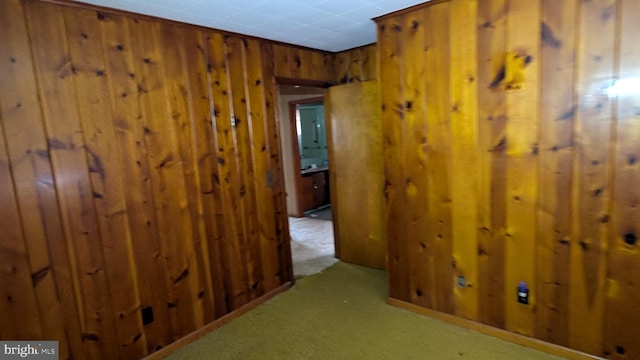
[517,282,529,305]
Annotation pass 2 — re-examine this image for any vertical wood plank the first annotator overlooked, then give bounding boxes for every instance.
[476,0,508,329]
[310,50,333,82]
[535,0,578,346]
[347,48,364,83]
[363,45,378,81]
[0,2,82,357]
[133,21,197,338]
[272,44,291,80]
[167,27,216,329]
[205,32,251,309]
[182,28,224,321]
[128,20,194,340]
[334,51,350,84]
[449,0,479,321]
[100,14,174,352]
[247,40,281,291]
[261,42,294,285]
[24,2,119,357]
[504,0,541,336]
[378,15,410,302]
[425,1,454,315]
[298,48,313,80]
[401,7,432,308]
[226,36,264,300]
[0,113,43,340]
[62,8,147,357]
[569,0,616,354]
[198,32,232,317]
[287,48,303,80]
[334,45,378,84]
[271,43,333,83]
[604,0,640,358]
[155,23,210,333]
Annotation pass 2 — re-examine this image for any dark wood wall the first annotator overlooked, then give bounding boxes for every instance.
[0,0,335,359]
[377,0,640,358]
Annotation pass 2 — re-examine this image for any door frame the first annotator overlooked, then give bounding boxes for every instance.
[287,96,324,217]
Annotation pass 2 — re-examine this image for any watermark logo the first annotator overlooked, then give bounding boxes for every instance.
[0,342,58,359]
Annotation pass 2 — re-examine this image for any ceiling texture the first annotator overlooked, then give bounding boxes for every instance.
[77,0,428,52]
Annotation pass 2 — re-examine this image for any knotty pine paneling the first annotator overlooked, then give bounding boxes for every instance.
[379,11,410,302]
[504,0,541,337]
[604,1,640,359]
[272,43,334,83]
[0,0,334,358]
[536,0,577,347]
[334,44,378,84]
[377,0,640,358]
[0,2,79,358]
[569,0,616,354]
[449,0,480,322]
[476,0,508,330]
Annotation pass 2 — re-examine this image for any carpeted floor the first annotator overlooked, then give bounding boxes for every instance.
[289,216,338,277]
[166,262,564,360]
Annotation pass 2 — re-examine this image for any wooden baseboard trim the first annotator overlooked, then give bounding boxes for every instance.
[386,297,605,360]
[145,282,294,359]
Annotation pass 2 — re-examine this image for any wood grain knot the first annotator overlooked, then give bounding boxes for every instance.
[624,233,637,246]
[541,22,561,48]
[579,240,589,251]
[172,268,189,284]
[31,266,50,286]
[628,155,637,165]
[81,333,100,342]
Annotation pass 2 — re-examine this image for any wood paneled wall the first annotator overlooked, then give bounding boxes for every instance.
[377,0,640,358]
[0,1,334,359]
[334,44,378,84]
[272,44,334,83]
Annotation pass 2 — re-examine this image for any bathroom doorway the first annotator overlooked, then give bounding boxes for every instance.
[277,84,337,277]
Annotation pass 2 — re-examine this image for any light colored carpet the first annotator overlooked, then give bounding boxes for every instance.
[166,262,565,360]
[289,216,338,277]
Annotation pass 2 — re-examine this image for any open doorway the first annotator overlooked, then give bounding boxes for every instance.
[277,84,338,278]
[290,98,329,217]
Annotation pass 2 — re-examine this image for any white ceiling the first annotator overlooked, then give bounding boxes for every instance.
[77,0,429,52]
